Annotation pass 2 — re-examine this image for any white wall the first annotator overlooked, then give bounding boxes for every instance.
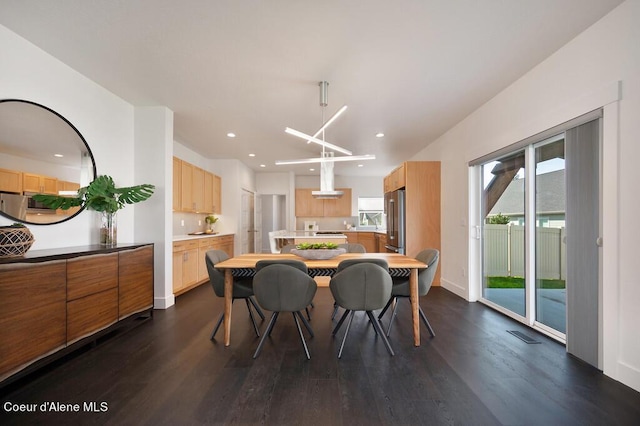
[0,24,136,249]
[412,0,640,392]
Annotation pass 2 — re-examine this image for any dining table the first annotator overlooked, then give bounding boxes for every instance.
[214,252,428,347]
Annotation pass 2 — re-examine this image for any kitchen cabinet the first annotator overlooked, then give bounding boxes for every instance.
[174,234,234,296]
[23,172,58,194]
[0,244,153,385]
[173,239,199,294]
[0,168,23,193]
[56,181,81,216]
[384,161,441,284]
[295,188,352,217]
[343,231,376,253]
[173,157,182,210]
[375,233,387,253]
[174,157,221,214]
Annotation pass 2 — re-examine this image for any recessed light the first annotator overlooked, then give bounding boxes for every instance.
[375,132,384,138]
[357,164,364,167]
[309,168,315,171]
[248,153,256,157]
[259,164,266,168]
[227,132,236,138]
[54,154,64,158]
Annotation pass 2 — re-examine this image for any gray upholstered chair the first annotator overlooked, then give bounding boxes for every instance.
[337,243,366,253]
[378,248,439,337]
[252,263,317,359]
[256,258,314,320]
[206,250,265,339]
[329,260,394,358]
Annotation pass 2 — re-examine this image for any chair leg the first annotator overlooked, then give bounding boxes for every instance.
[337,310,356,359]
[305,306,312,321]
[292,312,311,360]
[386,297,400,336]
[210,312,224,340]
[245,299,260,337]
[295,311,314,337]
[248,296,265,320]
[309,301,315,308]
[253,312,279,359]
[377,297,394,320]
[368,311,394,356]
[419,306,436,337]
[332,309,350,335]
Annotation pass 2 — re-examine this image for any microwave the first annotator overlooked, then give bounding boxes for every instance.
[25,193,57,214]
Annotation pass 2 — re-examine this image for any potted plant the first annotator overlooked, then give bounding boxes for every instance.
[291,242,346,260]
[205,215,218,233]
[32,175,154,245]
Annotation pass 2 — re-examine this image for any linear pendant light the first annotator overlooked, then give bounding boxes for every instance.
[284,127,353,155]
[275,154,375,165]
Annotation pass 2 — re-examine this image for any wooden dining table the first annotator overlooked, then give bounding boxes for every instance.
[214,252,428,347]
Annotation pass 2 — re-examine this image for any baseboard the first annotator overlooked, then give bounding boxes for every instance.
[440,278,468,301]
[611,361,640,393]
[154,295,175,309]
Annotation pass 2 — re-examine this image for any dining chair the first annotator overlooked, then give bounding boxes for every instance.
[256,258,314,320]
[331,243,367,320]
[252,263,317,359]
[330,260,394,358]
[206,249,265,339]
[378,248,439,337]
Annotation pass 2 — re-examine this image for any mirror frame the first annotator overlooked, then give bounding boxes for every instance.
[0,98,97,225]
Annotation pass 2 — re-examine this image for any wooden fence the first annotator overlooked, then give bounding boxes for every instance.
[484,224,566,280]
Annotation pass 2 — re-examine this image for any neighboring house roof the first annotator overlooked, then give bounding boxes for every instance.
[489,170,565,216]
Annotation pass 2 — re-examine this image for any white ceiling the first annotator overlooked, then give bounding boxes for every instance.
[0,0,623,177]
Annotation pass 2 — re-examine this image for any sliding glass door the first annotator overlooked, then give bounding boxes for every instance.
[481,151,526,318]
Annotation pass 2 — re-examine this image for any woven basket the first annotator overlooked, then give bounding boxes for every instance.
[0,226,35,257]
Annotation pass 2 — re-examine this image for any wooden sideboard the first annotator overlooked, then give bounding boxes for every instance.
[0,244,154,387]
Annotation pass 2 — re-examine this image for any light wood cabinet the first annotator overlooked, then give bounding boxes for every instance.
[23,172,58,194]
[174,157,221,214]
[295,188,352,217]
[173,157,182,210]
[0,244,153,385]
[175,235,235,296]
[343,231,377,253]
[0,168,23,193]
[172,240,199,294]
[375,233,388,253]
[56,181,81,216]
[384,161,441,284]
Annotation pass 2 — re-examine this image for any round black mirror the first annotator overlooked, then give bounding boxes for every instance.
[0,99,96,225]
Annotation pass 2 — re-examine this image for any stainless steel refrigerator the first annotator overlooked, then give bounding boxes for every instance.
[0,193,27,221]
[384,189,405,254]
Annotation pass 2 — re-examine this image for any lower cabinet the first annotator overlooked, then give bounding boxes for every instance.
[343,231,378,253]
[0,244,154,385]
[174,234,235,296]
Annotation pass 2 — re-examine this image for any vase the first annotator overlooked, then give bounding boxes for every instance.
[100,212,117,246]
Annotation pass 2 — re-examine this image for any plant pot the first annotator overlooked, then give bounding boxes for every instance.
[290,248,346,260]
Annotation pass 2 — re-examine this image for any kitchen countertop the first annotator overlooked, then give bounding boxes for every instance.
[173,232,234,242]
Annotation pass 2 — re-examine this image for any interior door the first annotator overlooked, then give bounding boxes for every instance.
[240,190,255,254]
[254,194,262,253]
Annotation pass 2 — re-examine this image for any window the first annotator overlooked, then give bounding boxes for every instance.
[357,197,384,228]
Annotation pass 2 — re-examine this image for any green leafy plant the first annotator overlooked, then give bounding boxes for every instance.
[296,242,339,250]
[486,213,511,225]
[32,175,155,214]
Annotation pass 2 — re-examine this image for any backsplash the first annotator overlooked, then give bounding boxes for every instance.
[173,212,212,235]
[295,217,359,231]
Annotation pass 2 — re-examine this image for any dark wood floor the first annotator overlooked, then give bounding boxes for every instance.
[2,285,639,425]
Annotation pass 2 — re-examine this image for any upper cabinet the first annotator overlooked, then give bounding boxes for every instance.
[0,168,23,193]
[295,188,352,217]
[23,172,58,194]
[173,157,221,214]
[383,163,406,193]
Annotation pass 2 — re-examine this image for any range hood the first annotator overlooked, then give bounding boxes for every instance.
[312,152,343,199]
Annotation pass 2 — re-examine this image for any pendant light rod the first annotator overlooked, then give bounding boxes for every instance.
[275,154,375,165]
[284,127,353,155]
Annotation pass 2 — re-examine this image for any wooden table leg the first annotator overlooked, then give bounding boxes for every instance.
[224,269,233,346]
[409,268,420,346]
